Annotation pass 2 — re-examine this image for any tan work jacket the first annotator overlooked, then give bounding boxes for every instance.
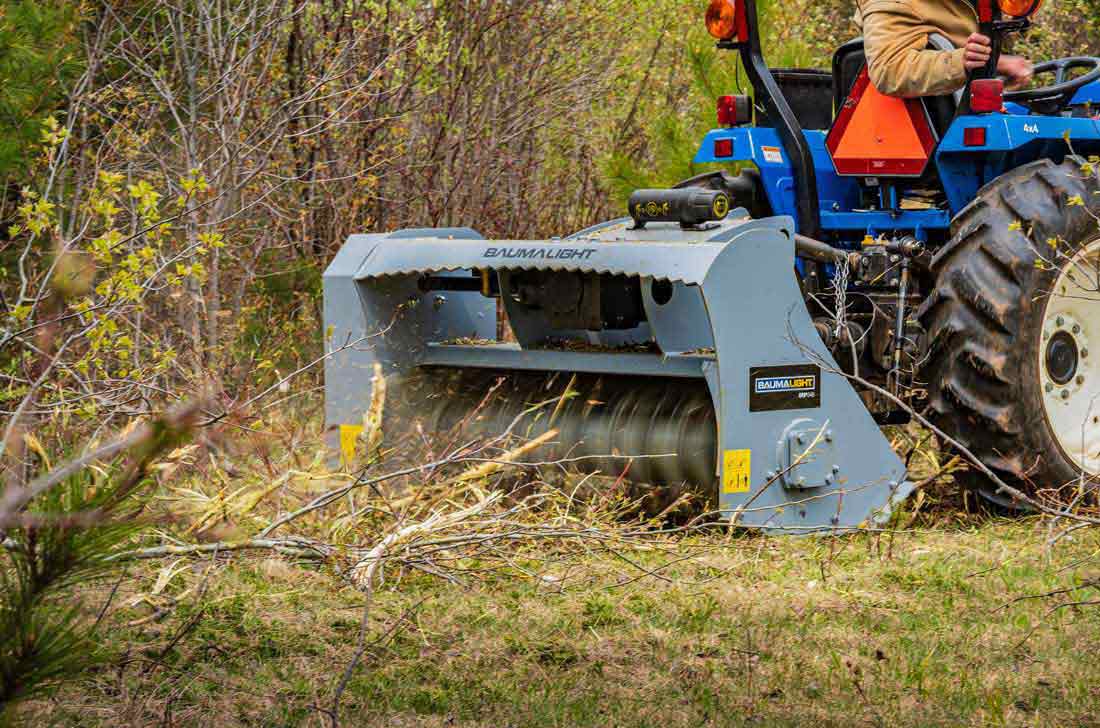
[855,0,979,97]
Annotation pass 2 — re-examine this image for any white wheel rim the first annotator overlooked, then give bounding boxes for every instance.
[1040,236,1100,475]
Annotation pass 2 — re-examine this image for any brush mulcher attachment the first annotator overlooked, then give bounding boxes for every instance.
[324,202,912,532]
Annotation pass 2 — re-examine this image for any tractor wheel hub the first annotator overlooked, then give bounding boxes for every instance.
[1045,330,1079,386]
[1040,238,1100,475]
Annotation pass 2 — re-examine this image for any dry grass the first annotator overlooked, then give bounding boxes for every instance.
[15,406,1100,727]
[22,520,1100,726]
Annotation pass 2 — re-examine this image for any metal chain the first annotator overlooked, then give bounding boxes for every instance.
[831,255,850,341]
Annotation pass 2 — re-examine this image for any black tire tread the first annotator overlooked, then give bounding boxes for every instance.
[918,158,1100,494]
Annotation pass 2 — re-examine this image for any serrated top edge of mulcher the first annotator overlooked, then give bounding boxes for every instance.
[351,235,743,286]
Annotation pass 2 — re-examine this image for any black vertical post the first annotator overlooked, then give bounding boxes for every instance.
[977,5,1004,80]
[960,0,1003,113]
[729,0,822,240]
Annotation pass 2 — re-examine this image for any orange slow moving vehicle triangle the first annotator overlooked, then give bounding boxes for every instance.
[826,67,937,177]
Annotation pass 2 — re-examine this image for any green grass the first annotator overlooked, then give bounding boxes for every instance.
[23,518,1100,727]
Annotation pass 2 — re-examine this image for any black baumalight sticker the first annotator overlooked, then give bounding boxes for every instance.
[749,364,821,412]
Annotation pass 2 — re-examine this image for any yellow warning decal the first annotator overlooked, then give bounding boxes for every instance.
[339,424,364,464]
[722,449,751,493]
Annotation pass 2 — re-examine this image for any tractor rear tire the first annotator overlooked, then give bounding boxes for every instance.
[918,158,1100,506]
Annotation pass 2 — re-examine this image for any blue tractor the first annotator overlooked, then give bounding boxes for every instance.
[323,0,1100,529]
[692,0,1100,508]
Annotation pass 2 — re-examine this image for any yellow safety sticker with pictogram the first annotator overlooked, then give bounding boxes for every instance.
[722,449,751,493]
[339,424,363,465]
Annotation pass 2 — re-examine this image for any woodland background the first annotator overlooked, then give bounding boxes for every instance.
[3,1,1100,726]
[1,0,1097,419]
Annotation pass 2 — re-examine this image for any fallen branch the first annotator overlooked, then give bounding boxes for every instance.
[451,428,559,485]
[911,455,963,491]
[110,538,328,561]
[994,578,1100,612]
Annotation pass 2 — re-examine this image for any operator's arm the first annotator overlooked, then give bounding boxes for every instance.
[861,0,968,98]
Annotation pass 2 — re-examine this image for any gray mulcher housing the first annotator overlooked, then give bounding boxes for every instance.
[323,214,911,533]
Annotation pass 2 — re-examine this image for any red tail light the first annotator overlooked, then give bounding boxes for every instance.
[970,79,1005,113]
[717,96,737,126]
[716,95,751,127]
[714,138,734,158]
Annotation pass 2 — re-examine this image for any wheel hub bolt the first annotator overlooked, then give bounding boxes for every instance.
[1046,382,1054,393]
[1062,389,1070,400]
[1073,324,1082,334]
[1077,375,1085,385]
[1083,348,1090,359]
[1057,316,1065,327]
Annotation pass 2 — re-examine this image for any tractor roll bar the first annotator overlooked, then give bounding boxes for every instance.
[719,0,822,239]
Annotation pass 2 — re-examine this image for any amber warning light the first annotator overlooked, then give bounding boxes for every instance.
[706,0,739,40]
[997,0,1043,17]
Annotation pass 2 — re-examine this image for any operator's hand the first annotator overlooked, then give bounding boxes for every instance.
[964,33,1033,90]
[964,33,993,70]
[997,54,1034,90]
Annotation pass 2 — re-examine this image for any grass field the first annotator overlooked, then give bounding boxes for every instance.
[26,512,1100,727]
